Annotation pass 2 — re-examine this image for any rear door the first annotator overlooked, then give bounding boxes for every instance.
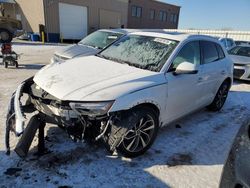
[199,41,227,104]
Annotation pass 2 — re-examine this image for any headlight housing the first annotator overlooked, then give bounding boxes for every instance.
[69,101,114,116]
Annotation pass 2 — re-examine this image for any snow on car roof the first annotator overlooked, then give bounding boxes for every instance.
[98,29,217,42]
[129,31,217,42]
[98,29,141,34]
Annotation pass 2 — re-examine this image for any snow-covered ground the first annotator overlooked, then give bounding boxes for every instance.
[0,43,250,188]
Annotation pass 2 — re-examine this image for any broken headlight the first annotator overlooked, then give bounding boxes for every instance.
[69,101,114,116]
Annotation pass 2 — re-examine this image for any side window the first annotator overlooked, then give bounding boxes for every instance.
[201,41,219,64]
[169,41,200,71]
[216,44,225,59]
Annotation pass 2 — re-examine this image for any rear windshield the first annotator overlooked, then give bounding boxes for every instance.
[229,46,250,57]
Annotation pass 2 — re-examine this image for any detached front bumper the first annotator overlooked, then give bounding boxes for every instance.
[5,78,35,155]
[6,82,27,137]
[5,78,79,156]
[14,83,26,135]
[5,78,113,157]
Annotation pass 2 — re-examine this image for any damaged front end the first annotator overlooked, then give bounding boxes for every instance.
[5,78,122,158]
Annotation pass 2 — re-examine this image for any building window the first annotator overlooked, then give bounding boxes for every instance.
[149,9,155,20]
[170,13,178,23]
[159,11,167,22]
[174,14,178,23]
[132,5,142,18]
[170,13,174,22]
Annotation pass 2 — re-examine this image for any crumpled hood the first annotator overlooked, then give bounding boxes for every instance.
[55,44,99,58]
[230,55,250,65]
[34,56,165,101]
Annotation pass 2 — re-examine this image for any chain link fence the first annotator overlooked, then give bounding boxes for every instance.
[164,29,250,41]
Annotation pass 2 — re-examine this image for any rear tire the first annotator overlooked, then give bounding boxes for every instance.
[207,81,230,111]
[104,106,159,158]
[0,28,13,43]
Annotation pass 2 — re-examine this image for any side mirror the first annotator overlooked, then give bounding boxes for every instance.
[174,62,198,75]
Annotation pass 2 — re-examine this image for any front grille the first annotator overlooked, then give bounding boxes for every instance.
[234,69,245,78]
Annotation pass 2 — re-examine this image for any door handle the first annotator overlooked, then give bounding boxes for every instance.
[198,77,203,82]
[221,70,226,75]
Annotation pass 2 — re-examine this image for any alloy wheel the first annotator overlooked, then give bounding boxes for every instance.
[216,84,229,109]
[122,114,155,153]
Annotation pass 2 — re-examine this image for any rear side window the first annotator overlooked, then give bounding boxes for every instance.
[216,44,225,59]
[201,41,219,64]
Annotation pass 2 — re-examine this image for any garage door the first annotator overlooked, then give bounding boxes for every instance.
[59,3,88,40]
[99,9,121,29]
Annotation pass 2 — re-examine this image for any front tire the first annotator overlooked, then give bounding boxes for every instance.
[105,106,159,158]
[207,81,230,111]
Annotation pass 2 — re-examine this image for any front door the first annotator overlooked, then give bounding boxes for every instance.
[164,41,204,123]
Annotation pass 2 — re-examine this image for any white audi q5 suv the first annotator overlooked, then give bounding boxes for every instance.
[7,31,233,158]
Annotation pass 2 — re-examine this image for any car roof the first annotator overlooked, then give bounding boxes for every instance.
[98,29,143,34]
[97,29,220,42]
[127,31,218,42]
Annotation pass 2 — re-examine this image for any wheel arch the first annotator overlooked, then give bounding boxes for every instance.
[131,102,160,117]
[224,77,232,86]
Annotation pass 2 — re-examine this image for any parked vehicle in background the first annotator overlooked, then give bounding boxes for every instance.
[51,29,133,63]
[235,40,250,46]
[0,17,23,43]
[218,37,236,50]
[7,32,233,158]
[228,45,250,81]
[220,121,250,188]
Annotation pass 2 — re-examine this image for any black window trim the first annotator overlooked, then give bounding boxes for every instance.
[200,40,223,64]
[167,40,201,73]
[215,43,226,60]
